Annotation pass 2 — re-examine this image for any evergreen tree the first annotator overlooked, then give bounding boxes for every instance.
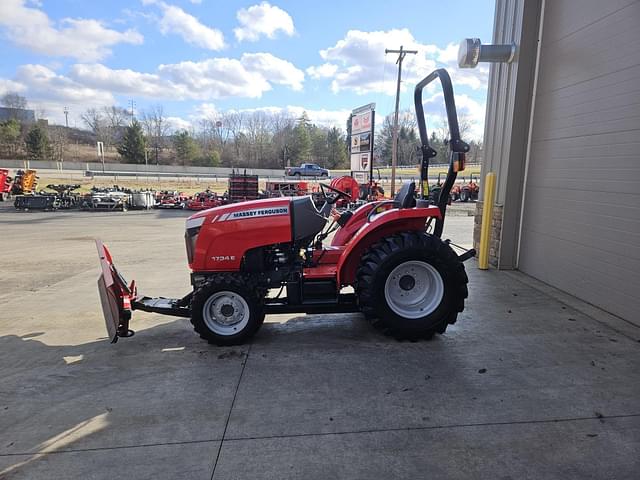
[0,119,21,156]
[117,120,146,164]
[173,130,199,166]
[327,127,348,168]
[290,112,311,162]
[24,123,50,161]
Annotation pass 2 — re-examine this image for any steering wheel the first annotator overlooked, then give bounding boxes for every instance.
[319,183,352,204]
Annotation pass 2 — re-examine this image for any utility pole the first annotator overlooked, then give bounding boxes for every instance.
[129,99,136,124]
[385,45,417,195]
[63,106,69,128]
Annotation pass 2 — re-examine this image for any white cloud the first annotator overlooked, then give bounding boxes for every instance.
[0,0,143,61]
[0,78,27,95]
[317,29,436,95]
[288,106,350,128]
[153,1,225,50]
[306,63,338,79]
[234,2,294,42]
[63,52,304,100]
[314,30,487,96]
[422,91,486,140]
[1,65,115,126]
[157,58,270,98]
[241,53,304,91]
[16,65,115,105]
[69,64,177,98]
[166,116,193,132]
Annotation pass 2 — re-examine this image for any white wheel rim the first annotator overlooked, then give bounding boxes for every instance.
[384,260,444,319]
[203,291,250,336]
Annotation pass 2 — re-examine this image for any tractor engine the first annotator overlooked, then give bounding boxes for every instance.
[186,196,330,289]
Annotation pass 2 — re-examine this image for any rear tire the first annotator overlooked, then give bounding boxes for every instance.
[191,274,265,346]
[356,232,468,340]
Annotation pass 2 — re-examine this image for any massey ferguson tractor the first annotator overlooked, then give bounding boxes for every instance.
[97,69,475,346]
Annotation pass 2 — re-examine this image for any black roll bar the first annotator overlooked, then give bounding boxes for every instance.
[414,68,469,237]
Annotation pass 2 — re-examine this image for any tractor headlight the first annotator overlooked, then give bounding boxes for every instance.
[185,217,205,264]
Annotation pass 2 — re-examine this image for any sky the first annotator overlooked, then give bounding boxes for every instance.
[0,0,495,138]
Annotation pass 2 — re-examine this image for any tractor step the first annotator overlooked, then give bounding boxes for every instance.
[132,296,192,318]
[264,293,359,315]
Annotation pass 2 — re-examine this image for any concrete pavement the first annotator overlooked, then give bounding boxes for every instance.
[0,204,638,479]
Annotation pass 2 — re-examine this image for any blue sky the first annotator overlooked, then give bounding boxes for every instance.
[0,0,494,137]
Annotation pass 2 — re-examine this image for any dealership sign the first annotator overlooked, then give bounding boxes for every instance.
[349,103,375,178]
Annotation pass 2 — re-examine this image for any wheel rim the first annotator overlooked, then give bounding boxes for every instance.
[384,260,444,319]
[203,291,250,336]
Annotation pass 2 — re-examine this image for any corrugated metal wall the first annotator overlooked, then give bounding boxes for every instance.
[519,0,640,322]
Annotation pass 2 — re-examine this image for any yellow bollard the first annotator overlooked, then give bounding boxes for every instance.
[478,172,497,270]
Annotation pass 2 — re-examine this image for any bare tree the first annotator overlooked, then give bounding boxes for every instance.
[48,126,69,163]
[81,107,111,148]
[81,108,104,133]
[141,105,170,164]
[102,106,128,148]
[1,92,27,110]
[223,112,246,168]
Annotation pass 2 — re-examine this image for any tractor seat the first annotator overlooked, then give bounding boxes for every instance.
[394,182,416,209]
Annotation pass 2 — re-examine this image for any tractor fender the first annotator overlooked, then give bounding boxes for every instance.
[331,202,376,246]
[336,206,441,286]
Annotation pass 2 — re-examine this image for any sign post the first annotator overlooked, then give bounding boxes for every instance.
[348,103,376,188]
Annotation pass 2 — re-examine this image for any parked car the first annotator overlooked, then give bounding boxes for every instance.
[285,163,329,178]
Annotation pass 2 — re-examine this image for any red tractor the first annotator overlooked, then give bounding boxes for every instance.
[97,69,474,346]
[0,169,13,201]
[185,190,226,210]
[451,174,480,202]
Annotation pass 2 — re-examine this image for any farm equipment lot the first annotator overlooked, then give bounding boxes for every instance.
[0,203,638,479]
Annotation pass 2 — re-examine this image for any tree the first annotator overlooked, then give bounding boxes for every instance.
[374,110,419,166]
[172,130,199,166]
[1,92,27,110]
[48,126,68,163]
[0,119,21,156]
[141,105,170,164]
[24,124,50,161]
[290,112,311,162]
[193,150,221,167]
[117,120,146,164]
[326,127,348,168]
[103,106,128,146]
[81,107,112,149]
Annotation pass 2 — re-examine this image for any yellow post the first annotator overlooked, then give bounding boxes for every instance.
[478,172,497,270]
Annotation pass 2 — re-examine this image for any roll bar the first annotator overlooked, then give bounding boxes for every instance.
[414,68,469,237]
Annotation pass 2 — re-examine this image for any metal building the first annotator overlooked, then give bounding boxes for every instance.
[477,0,640,324]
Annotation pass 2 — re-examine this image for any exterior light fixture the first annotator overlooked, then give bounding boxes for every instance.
[458,38,517,68]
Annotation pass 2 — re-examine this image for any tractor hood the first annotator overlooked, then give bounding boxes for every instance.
[187,197,291,226]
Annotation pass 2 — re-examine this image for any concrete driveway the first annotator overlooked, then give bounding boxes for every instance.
[0,205,638,479]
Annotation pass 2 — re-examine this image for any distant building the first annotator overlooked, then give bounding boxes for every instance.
[0,107,36,123]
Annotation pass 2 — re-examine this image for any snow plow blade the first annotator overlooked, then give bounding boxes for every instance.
[96,240,192,343]
[96,240,135,343]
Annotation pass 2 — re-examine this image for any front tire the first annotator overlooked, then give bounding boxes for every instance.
[191,274,265,346]
[356,232,468,340]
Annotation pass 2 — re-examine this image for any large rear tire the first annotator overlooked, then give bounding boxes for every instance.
[356,232,468,340]
[191,274,265,346]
